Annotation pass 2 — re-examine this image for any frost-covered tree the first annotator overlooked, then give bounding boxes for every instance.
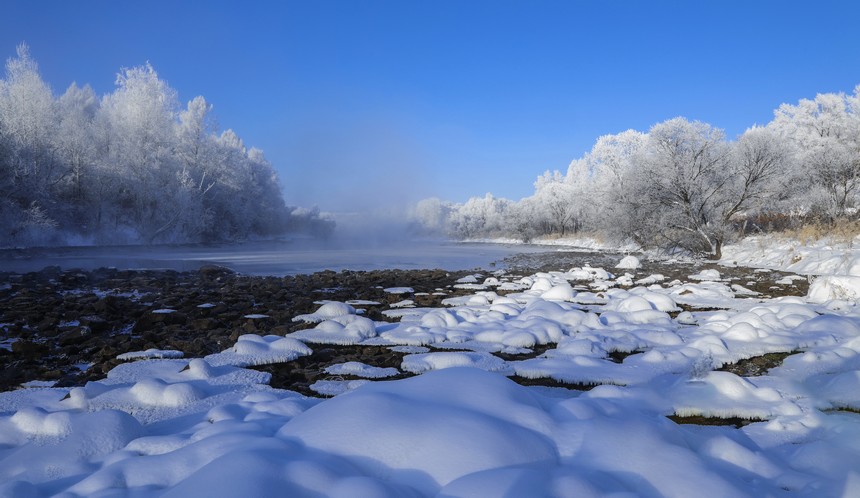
[0,44,332,246]
[771,88,860,220]
[576,130,648,245]
[448,193,512,239]
[0,44,59,242]
[531,170,579,235]
[730,126,799,225]
[410,197,454,235]
[631,118,736,257]
[409,86,860,252]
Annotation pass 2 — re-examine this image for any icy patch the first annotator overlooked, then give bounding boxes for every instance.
[19,380,57,389]
[635,273,666,285]
[0,338,18,352]
[117,349,184,361]
[196,302,216,308]
[324,362,400,379]
[731,284,759,296]
[346,299,381,306]
[384,287,414,294]
[388,345,430,354]
[152,308,176,314]
[243,313,270,319]
[689,269,722,281]
[309,379,371,396]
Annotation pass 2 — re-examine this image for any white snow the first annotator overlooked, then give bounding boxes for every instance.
[117,348,184,361]
[324,361,400,379]
[383,287,414,294]
[292,301,357,323]
[615,254,641,269]
[689,269,722,281]
[205,334,313,367]
[5,250,860,496]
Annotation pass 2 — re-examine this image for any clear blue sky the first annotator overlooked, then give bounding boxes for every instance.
[3,0,860,213]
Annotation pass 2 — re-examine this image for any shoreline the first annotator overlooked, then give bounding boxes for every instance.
[0,251,810,393]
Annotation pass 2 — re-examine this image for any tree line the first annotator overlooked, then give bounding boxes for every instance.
[0,44,333,247]
[412,85,860,258]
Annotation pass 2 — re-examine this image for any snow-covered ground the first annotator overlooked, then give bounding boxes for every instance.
[3,251,860,496]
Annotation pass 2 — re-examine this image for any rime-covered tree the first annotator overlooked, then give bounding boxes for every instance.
[0,44,59,243]
[0,44,333,246]
[771,88,860,220]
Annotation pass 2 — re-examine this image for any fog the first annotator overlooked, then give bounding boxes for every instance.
[0,240,544,276]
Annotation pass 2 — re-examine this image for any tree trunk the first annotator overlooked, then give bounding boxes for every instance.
[710,239,722,260]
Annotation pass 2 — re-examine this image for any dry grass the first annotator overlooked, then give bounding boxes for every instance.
[772,219,860,246]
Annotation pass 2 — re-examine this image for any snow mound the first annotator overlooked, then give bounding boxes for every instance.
[289,315,378,345]
[540,283,576,301]
[616,255,641,269]
[277,368,558,495]
[670,371,790,420]
[206,334,313,367]
[401,352,513,374]
[293,302,357,323]
[130,378,205,407]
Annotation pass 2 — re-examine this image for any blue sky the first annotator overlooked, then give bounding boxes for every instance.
[3,1,860,212]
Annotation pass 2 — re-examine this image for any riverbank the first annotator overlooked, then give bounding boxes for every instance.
[0,250,810,393]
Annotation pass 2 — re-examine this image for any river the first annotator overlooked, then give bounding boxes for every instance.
[0,240,578,276]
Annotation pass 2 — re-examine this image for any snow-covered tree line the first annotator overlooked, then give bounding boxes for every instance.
[412,85,860,258]
[0,44,333,246]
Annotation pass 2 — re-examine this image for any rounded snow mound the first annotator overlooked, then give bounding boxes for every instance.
[401,351,513,375]
[616,255,641,269]
[277,368,558,496]
[293,302,357,323]
[206,334,313,367]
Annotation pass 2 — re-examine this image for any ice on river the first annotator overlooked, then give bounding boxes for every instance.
[3,257,860,497]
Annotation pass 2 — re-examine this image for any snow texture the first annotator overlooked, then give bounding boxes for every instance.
[4,249,860,496]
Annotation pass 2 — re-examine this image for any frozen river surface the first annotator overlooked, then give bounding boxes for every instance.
[0,240,571,275]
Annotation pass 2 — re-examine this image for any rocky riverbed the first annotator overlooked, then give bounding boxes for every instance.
[0,251,809,394]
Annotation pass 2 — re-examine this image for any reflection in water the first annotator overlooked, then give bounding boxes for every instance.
[0,240,570,276]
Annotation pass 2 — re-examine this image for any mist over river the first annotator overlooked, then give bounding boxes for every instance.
[0,240,574,276]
